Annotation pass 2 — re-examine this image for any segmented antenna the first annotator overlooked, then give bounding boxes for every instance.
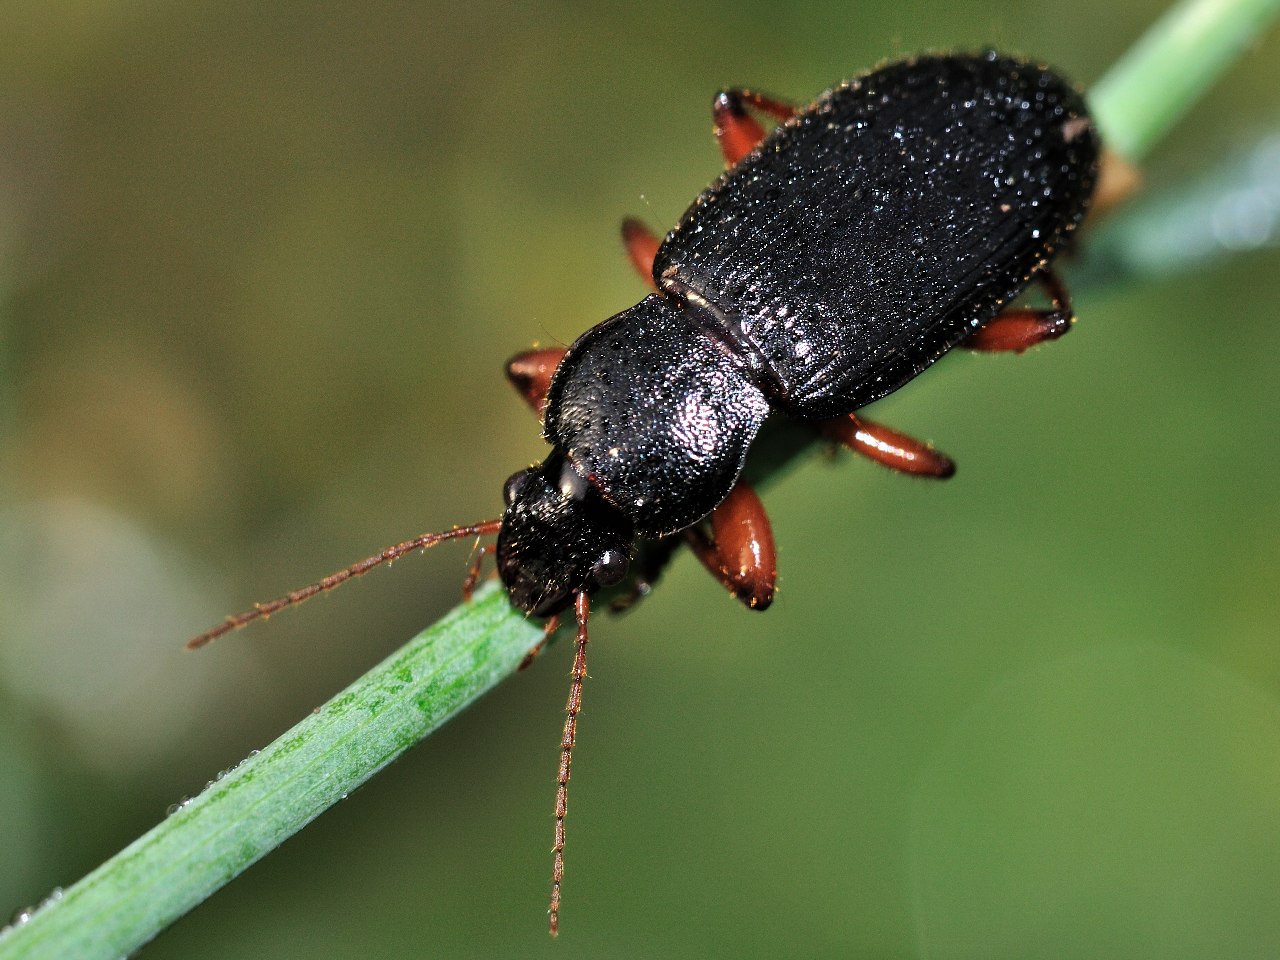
[186,519,502,649]
[548,591,591,937]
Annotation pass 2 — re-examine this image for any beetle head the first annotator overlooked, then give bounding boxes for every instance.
[496,453,633,617]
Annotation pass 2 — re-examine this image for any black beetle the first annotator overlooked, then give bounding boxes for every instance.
[499,51,1096,618]
[190,51,1100,934]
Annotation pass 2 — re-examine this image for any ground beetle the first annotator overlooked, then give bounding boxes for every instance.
[190,51,1101,933]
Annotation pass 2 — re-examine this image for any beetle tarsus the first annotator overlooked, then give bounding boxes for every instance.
[1089,149,1143,221]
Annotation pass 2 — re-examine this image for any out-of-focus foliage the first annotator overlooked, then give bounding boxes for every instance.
[0,1,1277,956]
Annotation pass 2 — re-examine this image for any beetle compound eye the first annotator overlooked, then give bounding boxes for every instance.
[591,549,628,587]
[503,470,533,507]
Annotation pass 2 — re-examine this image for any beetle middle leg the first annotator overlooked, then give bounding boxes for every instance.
[965,270,1073,353]
[713,89,796,166]
[683,481,777,610]
[821,414,957,478]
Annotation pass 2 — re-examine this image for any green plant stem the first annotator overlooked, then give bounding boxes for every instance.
[2,1,1277,956]
[0,585,541,959]
[1090,0,1280,159]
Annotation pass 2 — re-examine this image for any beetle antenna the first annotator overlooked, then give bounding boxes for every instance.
[186,518,503,650]
[548,590,591,937]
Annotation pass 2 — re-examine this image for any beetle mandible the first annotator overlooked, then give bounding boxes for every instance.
[189,51,1100,934]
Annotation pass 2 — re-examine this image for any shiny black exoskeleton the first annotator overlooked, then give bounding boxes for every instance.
[497,52,1099,617]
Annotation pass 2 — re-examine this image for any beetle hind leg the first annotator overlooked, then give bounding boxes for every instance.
[966,269,1073,353]
[713,89,796,166]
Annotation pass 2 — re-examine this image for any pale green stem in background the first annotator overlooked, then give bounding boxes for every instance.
[1,0,1277,955]
[1090,0,1280,158]
[1081,129,1280,281]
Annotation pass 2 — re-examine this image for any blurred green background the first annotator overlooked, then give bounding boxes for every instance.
[1,0,1278,956]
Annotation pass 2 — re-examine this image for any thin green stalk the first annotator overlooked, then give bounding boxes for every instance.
[2,0,1276,956]
[0,585,541,959]
[1090,0,1280,159]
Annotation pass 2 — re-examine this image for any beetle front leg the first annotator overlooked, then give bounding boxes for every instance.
[821,414,956,478]
[965,270,1073,353]
[713,89,796,166]
[506,347,568,417]
[683,481,777,610]
[518,613,563,671]
[461,543,496,601]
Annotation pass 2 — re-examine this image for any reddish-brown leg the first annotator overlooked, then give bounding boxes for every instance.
[621,217,661,289]
[684,481,777,610]
[821,414,956,478]
[966,270,1072,353]
[713,88,796,166]
[461,543,495,601]
[518,613,561,671]
[506,347,568,417]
